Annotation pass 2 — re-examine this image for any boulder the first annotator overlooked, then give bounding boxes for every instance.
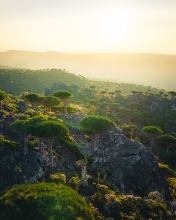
[90,130,172,200]
[0,147,43,193]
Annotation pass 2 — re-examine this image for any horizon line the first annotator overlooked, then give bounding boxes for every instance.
[0,50,176,56]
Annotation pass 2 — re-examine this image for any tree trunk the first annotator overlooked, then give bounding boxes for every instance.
[130,129,134,140]
[166,145,170,155]
[81,164,88,186]
[94,134,100,149]
[63,100,67,114]
[0,101,2,110]
[149,139,154,152]
[24,133,28,156]
[47,140,53,168]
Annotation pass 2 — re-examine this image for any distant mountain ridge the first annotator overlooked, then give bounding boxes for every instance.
[0,50,176,89]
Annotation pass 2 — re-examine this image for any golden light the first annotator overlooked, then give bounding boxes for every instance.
[92,9,134,44]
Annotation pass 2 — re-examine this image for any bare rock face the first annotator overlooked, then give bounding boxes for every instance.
[0,147,44,193]
[90,130,171,200]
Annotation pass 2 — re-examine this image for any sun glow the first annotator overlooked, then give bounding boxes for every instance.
[91,10,134,45]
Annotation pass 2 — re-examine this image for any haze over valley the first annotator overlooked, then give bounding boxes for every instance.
[0,50,176,90]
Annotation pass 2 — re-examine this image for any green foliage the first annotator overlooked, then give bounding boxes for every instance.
[167,132,176,138]
[0,90,7,110]
[167,178,176,200]
[48,172,66,185]
[127,124,137,129]
[44,96,60,109]
[27,115,49,136]
[159,134,176,144]
[52,149,62,159]
[10,119,29,133]
[91,190,173,220]
[158,163,176,178]
[131,111,143,123]
[80,116,116,135]
[116,112,126,120]
[24,108,40,117]
[0,90,7,101]
[6,105,18,113]
[87,99,97,106]
[61,139,83,159]
[35,120,69,140]
[0,136,19,150]
[142,110,153,118]
[0,69,86,95]
[68,176,80,190]
[147,118,161,126]
[53,90,72,100]
[25,93,40,104]
[128,101,140,109]
[52,105,77,113]
[0,182,94,220]
[120,125,131,133]
[27,141,38,149]
[142,126,163,137]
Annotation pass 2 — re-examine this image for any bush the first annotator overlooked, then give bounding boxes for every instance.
[4,103,18,113]
[135,131,150,144]
[0,136,19,150]
[158,163,176,178]
[91,191,173,220]
[68,176,80,191]
[52,106,77,113]
[0,182,94,220]
[167,178,176,200]
[27,141,38,149]
[61,139,83,159]
[48,172,66,185]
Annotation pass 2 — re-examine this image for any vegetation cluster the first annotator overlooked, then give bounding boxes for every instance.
[1,68,176,219]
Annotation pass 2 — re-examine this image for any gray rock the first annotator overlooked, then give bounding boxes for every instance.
[90,130,171,200]
[0,148,43,193]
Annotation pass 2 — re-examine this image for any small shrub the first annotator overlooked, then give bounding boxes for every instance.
[168,178,176,200]
[60,139,83,159]
[52,150,62,159]
[68,176,80,191]
[158,163,176,178]
[0,136,19,150]
[48,172,66,185]
[52,106,77,113]
[27,141,38,149]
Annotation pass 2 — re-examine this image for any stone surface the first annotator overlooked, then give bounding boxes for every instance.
[0,147,43,193]
[89,130,171,200]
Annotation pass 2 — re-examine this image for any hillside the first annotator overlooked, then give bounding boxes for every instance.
[0,50,176,89]
[0,68,87,95]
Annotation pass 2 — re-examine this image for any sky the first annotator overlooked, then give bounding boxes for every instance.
[0,0,176,54]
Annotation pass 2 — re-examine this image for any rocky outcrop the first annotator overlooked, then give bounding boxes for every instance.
[89,130,171,200]
[0,113,172,201]
[0,147,44,193]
